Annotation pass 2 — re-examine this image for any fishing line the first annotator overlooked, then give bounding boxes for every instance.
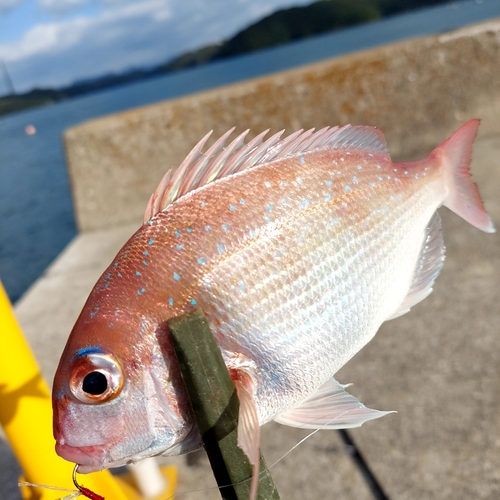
[162,413,347,499]
[17,426,341,500]
[18,465,104,500]
[18,480,81,500]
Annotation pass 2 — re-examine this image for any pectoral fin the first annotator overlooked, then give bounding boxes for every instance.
[232,371,260,500]
[275,377,393,429]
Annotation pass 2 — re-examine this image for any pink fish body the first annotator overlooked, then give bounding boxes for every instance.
[53,120,494,474]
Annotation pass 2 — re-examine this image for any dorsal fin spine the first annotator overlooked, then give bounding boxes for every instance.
[144,123,390,222]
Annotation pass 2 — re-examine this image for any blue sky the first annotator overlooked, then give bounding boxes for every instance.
[0,0,312,96]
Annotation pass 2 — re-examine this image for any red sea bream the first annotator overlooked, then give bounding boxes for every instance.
[52,120,494,481]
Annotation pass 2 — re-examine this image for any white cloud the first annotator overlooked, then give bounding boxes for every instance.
[0,0,312,93]
[37,0,88,13]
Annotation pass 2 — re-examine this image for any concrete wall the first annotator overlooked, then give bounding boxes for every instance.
[64,19,500,232]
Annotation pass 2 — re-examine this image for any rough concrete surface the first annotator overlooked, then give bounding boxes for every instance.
[336,133,500,499]
[64,18,500,232]
[7,134,499,499]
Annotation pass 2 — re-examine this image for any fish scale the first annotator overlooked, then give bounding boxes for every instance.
[188,159,439,421]
[52,121,494,475]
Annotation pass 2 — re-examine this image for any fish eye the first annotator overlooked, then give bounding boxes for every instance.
[69,352,124,404]
[82,371,108,395]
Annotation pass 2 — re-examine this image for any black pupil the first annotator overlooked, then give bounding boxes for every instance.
[82,371,108,395]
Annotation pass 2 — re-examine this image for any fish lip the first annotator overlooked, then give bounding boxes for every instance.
[55,442,106,473]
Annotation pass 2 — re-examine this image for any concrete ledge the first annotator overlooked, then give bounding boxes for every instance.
[65,18,500,232]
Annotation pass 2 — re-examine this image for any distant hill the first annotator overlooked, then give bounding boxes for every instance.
[0,0,448,117]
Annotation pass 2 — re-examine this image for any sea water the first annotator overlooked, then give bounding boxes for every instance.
[1,0,500,302]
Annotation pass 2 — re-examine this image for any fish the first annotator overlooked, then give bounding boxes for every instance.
[52,119,494,483]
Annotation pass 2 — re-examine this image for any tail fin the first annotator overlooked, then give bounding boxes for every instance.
[437,119,495,233]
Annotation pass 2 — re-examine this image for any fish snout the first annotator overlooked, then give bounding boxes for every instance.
[55,442,107,472]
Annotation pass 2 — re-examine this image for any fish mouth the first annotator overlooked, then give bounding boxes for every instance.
[55,442,106,473]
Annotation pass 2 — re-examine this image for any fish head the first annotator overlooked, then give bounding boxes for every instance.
[52,303,196,472]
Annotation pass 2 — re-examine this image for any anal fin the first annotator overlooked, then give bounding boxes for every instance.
[387,212,445,320]
[274,377,393,430]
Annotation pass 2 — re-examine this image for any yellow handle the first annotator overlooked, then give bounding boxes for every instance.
[0,281,133,499]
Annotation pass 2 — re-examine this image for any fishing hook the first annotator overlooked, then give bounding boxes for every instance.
[72,464,105,500]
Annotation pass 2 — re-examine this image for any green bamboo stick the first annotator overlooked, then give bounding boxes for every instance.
[167,308,280,500]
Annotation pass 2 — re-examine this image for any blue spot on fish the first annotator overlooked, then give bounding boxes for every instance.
[378,176,383,181]
[143,260,148,266]
[105,283,109,288]
[197,257,207,265]
[137,288,146,295]
[404,171,409,175]
[143,250,149,256]
[173,273,181,281]
[176,244,183,250]
[106,273,111,279]
[357,165,363,170]
[352,176,359,184]
[281,198,287,205]
[229,204,235,211]
[169,298,174,306]
[266,205,273,212]
[344,185,351,191]
[240,283,247,292]
[326,180,333,186]
[300,156,305,164]
[190,299,197,305]
[148,238,154,245]
[76,346,103,358]
[264,181,271,188]
[175,230,181,237]
[201,201,206,207]
[89,306,100,318]
[325,193,331,201]
[240,198,246,204]
[296,177,303,184]
[136,271,141,276]
[114,262,119,267]
[205,225,211,231]
[217,244,225,254]
[186,227,192,233]
[222,223,230,231]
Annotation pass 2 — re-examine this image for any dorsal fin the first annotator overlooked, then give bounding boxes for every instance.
[143,124,389,222]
